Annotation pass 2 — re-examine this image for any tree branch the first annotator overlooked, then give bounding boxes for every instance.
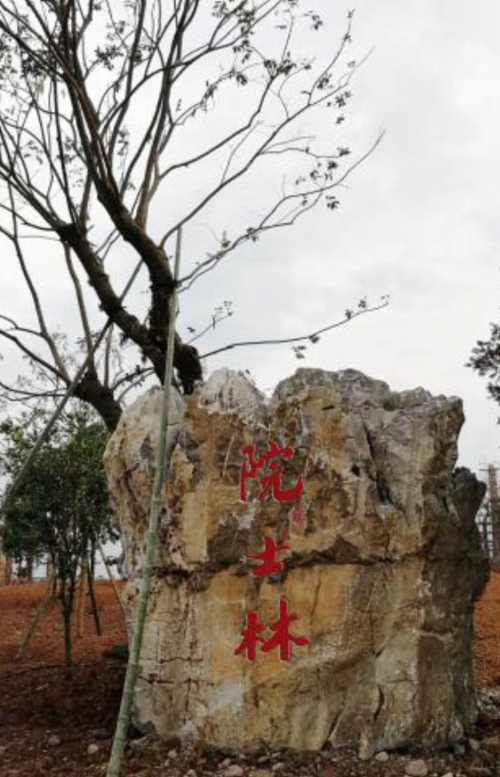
[200,298,390,359]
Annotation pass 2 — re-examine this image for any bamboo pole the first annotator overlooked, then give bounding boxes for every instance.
[16,568,55,661]
[98,540,127,620]
[106,230,182,777]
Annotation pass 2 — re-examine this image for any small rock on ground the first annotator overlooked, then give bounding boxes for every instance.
[225,766,244,777]
[375,751,389,762]
[87,743,99,756]
[405,759,428,777]
[358,742,373,761]
[47,735,61,747]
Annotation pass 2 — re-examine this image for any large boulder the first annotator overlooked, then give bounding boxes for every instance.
[104,368,488,752]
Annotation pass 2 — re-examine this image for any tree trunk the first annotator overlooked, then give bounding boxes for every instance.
[173,339,203,394]
[482,516,490,557]
[62,605,73,669]
[2,555,12,585]
[46,557,57,595]
[26,556,34,583]
[70,344,201,430]
[87,555,102,636]
[76,555,88,638]
[90,542,96,582]
[73,369,123,431]
[60,578,75,671]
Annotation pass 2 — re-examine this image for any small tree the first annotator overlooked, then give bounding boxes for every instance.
[0,407,115,665]
[469,324,500,412]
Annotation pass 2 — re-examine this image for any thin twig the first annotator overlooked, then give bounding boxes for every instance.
[200,299,389,359]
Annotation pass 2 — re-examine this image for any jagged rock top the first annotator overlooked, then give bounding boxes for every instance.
[197,366,461,419]
[197,368,265,422]
[273,367,392,407]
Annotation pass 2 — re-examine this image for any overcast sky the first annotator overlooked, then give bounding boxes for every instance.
[191,0,500,476]
[1,0,500,479]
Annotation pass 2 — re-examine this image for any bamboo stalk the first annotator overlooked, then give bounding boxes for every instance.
[16,569,55,661]
[98,540,126,620]
[106,230,182,777]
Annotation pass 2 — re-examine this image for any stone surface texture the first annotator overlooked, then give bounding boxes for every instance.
[104,368,488,753]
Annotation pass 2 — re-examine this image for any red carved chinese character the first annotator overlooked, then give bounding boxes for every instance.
[234,597,311,661]
[261,596,311,661]
[247,536,290,577]
[234,610,267,661]
[240,440,304,503]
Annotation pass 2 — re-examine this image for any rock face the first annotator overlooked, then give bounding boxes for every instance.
[104,368,488,753]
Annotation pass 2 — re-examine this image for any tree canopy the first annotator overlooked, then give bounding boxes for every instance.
[0,406,115,662]
[0,407,112,564]
[0,1,381,430]
[469,324,500,412]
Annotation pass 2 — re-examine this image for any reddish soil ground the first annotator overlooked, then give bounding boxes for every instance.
[0,574,499,776]
[475,568,500,686]
[0,580,127,668]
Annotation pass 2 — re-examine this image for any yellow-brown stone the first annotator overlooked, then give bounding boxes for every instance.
[105,368,488,752]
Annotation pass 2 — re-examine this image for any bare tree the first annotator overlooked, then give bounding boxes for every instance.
[0,0,383,430]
